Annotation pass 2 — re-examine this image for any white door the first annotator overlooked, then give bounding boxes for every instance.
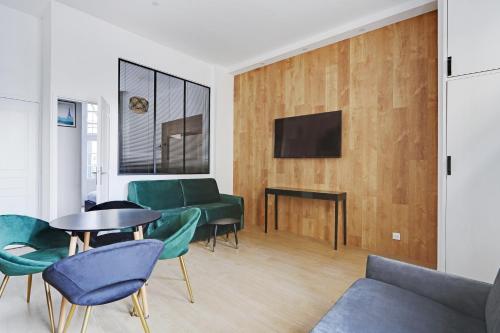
[446,71,500,282]
[96,97,110,203]
[0,98,39,217]
[448,0,500,76]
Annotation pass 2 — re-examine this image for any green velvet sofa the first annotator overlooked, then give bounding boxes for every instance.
[128,178,244,242]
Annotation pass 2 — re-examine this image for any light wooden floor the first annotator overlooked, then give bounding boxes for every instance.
[0,226,368,332]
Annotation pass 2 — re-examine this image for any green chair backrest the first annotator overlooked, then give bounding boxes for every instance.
[0,215,56,249]
[147,208,201,260]
[0,215,70,276]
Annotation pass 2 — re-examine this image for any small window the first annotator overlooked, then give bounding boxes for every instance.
[87,105,98,135]
[87,140,98,179]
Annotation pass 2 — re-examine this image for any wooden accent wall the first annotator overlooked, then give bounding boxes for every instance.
[233,12,438,267]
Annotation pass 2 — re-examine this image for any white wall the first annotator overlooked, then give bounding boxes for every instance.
[0,4,41,103]
[213,66,234,194]
[45,1,234,216]
[0,4,42,218]
[57,101,82,216]
[41,2,54,219]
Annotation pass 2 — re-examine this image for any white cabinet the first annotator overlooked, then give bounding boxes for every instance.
[448,0,500,76]
[0,98,39,217]
[446,72,500,282]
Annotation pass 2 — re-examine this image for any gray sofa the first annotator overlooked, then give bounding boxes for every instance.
[312,255,500,333]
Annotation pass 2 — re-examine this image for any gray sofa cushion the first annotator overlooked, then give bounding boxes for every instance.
[486,271,500,333]
[311,278,486,333]
[366,255,492,321]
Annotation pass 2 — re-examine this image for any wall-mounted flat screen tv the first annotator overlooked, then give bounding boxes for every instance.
[274,110,342,158]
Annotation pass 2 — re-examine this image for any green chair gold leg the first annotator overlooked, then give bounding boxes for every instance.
[27,274,33,303]
[63,304,77,333]
[179,256,194,303]
[0,275,9,298]
[44,282,55,333]
[81,306,92,333]
[131,294,150,333]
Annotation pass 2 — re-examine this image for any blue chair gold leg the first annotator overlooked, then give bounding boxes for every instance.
[0,275,9,297]
[81,306,92,333]
[63,304,76,333]
[130,290,143,317]
[131,294,150,333]
[44,282,56,333]
[27,274,33,303]
[179,256,194,303]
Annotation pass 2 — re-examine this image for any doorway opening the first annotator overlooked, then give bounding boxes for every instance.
[56,99,99,216]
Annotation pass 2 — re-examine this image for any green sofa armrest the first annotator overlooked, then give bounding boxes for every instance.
[220,194,244,228]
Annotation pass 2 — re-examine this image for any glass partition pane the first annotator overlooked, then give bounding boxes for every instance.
[155,73,184,173]
[185,82,210,173]
[119,62,155,174]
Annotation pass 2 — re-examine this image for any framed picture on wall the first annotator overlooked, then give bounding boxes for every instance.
[57,100,77,127]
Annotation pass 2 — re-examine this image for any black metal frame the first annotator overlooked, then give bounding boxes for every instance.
[117,58,211,175]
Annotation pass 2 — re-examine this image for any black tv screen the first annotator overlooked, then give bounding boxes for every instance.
[274,111,342,158]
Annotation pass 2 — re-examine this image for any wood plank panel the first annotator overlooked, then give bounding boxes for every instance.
[234,12,437,267]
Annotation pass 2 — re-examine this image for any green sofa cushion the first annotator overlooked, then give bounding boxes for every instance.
[180,178,220,205]
[194,202,242,224]
[128,180,184,210]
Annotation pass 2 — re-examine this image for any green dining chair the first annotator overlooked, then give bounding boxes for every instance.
[0,215,71,333]
[145,208,201,303]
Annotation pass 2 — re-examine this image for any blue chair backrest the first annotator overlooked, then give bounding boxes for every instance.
[43,240,164,293]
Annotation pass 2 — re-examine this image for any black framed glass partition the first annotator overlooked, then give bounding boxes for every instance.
[118,59,210,174]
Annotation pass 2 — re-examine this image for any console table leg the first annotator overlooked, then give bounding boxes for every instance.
[334,199,339,250]
[275,195,278,230]
[343,197,347,245]
[265,193,268,233]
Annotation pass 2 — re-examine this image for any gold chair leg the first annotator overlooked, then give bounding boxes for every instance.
[0,275,9,298]
[179,256,194,303]
[27,274,33,303]
[63,304,76,333]
[44,282,55,333]
[81,306,92,333]
[130,290,142,317]
[131,294,150,333]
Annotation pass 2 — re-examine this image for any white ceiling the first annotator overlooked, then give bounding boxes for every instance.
[0,0,436,72]
[0,0,49,17]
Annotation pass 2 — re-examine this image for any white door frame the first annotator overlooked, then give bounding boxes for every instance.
[49,95,109,219]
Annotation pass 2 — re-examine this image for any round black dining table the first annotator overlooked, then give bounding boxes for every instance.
[49,208,161,332]
[50,208,161,233]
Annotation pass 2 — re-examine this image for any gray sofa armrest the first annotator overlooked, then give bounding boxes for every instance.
[220,194,244,227]
[366,255,492,321]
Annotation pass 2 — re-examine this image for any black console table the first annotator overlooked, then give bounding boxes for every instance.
[264,187,347,250]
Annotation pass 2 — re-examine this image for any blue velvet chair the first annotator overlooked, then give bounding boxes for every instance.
[0,215,70,333]
[42,240,164,333]
[146,208,201,303]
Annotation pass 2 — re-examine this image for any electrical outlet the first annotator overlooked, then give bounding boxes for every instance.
[392,232,401,241]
